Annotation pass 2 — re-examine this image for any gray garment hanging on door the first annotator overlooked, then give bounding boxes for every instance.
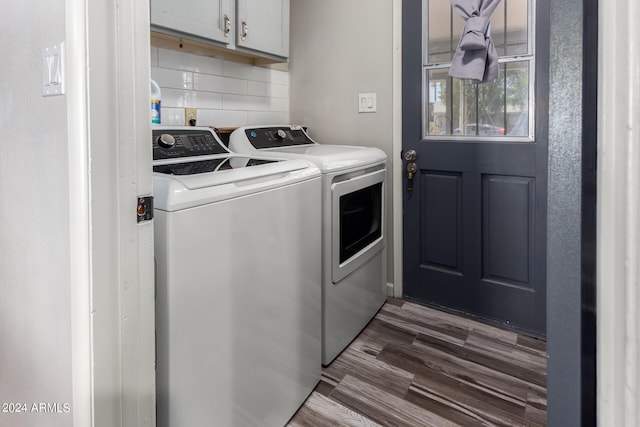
[448,0,502,83]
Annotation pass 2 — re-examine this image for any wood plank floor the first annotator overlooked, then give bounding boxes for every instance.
[288,298,547,427]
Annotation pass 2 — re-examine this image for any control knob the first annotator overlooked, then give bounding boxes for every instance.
[275,129,287,140]
[157,133,176,148]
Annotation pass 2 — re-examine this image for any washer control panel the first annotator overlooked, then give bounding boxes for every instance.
[153,128,228,160]
[243,126,314,149]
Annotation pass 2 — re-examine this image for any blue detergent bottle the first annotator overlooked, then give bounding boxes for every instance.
[151,79,161,124]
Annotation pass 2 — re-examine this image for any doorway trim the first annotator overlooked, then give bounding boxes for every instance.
[392,0,403,298]
[67,0,155,425]
[597,0,640,424]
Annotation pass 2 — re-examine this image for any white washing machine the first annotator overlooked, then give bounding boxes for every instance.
[152,126,322,427]
[229,125,387,365]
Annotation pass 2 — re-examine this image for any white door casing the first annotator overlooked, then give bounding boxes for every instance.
[598,0,640,425]
[66,0,155,425]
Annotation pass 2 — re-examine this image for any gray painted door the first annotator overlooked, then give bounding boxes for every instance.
[402,0,548,336]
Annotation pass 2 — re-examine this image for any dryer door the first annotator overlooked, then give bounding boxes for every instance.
[331,167,385,283]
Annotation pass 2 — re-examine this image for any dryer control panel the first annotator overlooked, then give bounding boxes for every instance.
[243,126,314,149]
[153,128,229,160]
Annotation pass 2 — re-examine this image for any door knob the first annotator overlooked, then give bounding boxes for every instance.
[403,149,417,162]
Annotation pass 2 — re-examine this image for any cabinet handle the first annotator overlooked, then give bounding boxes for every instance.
[224,15,231,37]
[241,20,248,41]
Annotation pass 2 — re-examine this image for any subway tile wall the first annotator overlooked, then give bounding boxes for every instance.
[150,47,289,127]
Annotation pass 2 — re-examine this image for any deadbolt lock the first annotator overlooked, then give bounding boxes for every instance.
[406,162,418,180]
[403,150,418,192]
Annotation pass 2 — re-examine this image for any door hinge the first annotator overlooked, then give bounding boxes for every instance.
[137,196,154,223]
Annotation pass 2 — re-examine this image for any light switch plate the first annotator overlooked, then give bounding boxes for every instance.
[42,43,65,97]
[358,93,376,113]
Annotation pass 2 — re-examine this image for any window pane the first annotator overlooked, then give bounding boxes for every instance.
[424,0,532,140]
[506,0,529,55]
[425,62,530,138]
[427,0,530,63]
[426,68,462,135]
[427,0,464,64]
[505,61,529,136]
[492,0,529,57]
[459,72,506,136]
[491,1,507,57]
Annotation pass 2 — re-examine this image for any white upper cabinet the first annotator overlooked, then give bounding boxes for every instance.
[150,0,289,60]
[151,0,232,45]
[235,0,289,59]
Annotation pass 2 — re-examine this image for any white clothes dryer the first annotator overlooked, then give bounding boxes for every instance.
[229,125,387,365]
[152,126,322,427]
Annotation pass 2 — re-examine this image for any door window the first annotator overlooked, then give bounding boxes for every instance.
[423,0,534,140]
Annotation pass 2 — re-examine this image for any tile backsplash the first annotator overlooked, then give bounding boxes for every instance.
[150,47,289,127]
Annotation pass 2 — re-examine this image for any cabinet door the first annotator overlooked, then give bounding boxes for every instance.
[236,0,289,58]
[151,0,232,45]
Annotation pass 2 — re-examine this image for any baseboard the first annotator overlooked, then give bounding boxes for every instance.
[386,282,394,296]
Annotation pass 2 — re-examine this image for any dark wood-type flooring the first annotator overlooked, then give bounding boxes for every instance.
[288,298,547,426]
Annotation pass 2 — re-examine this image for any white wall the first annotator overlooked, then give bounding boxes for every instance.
[0,1,73,426]
[289,0,396,287]
[151,47,290,127]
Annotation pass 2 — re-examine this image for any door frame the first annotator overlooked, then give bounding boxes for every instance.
[545,0,597,424]
[66,0,155,425]
[597,0,640,425]
[392,0,403,298]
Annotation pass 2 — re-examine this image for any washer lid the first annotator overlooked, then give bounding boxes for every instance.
[153,157,320,211]
[155,157,315,190]
[229,125,387,173]
[266,144,387,172]
[153,156,277,176]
